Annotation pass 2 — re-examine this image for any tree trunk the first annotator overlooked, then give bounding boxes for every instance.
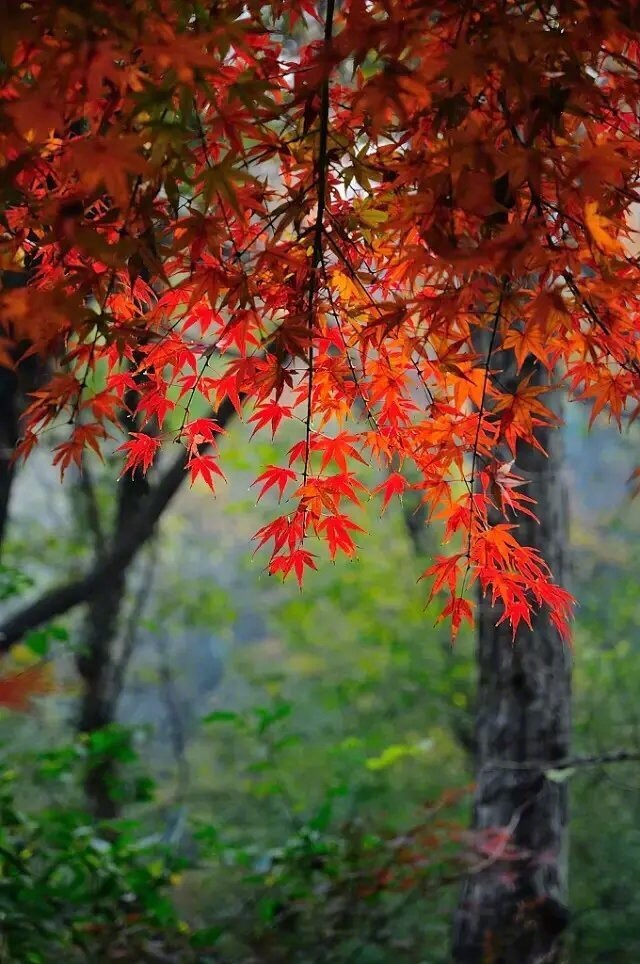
[76,573,127,819]
[452,357,572,963]
[75,466,150,819]
[0,271,42,556]
[0,368,19,555]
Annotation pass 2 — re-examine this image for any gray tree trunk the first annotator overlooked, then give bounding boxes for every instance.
[75,412,150,819]
[76,568,128,819]
[452,354,572,963]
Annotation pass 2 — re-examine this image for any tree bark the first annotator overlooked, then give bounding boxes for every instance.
[0,271,43,556]
[0,368,19,555]
[452,356,572,963]
[75,465,149,819]
[76,572,127,819]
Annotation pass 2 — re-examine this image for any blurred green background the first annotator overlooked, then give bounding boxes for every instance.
[0,402,639,963]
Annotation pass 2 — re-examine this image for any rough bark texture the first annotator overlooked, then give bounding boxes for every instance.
[452,353,572,963]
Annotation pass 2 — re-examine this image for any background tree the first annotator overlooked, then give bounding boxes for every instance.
[453,351,571,962]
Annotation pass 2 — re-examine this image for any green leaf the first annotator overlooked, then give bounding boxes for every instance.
[190,925,223,949]
[202,710,240,725]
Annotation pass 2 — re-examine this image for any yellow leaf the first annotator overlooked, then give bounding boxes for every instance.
[359,206,388,226]
[332,270,361,304]
[584,201,623,255]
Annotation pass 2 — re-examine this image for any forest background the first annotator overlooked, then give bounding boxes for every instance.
[1,389,640,964]
[1,2,640,963]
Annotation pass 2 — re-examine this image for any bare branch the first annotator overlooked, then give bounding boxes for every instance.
[0,395,238,651]
[481,748,640,773]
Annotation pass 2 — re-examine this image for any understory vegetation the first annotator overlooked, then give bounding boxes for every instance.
[1,411,639,963]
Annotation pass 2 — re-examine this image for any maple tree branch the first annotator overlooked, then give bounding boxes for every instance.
[465,286,505,564]
[320,255,379,431]
[481,748,640,773]
[302,0,335,489]
[561,268,640,380]
[0,395,238,652]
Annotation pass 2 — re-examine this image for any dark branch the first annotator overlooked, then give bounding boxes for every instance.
[302,0,334,488]
[482,748,640,773]
[0,395,238,651]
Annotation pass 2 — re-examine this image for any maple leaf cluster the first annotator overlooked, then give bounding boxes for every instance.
[1,0,640,639]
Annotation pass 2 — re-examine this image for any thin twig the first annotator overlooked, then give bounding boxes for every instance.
[463,284,505,584]
[481,748,640,773]
[302,0,335,489]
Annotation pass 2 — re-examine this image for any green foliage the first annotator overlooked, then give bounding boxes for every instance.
[0,566,34,603]
[567,527,640,963]
[182,701,468,963]
[0,754,195,963]
[5,410,640,962]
